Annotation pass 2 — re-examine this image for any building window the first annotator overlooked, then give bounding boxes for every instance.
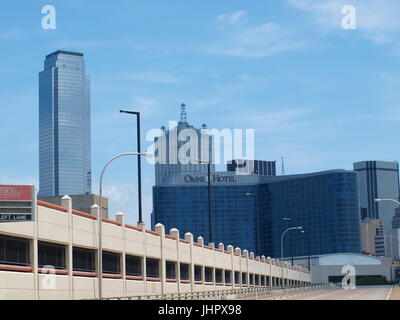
[166,261,176,279]
[126,255,142,276]
[38,241,66,269]
[0,235,30,266]
[225,270,231,284]
[261,275,265,286]
[73,247,95,272]
[250,274,254,286]
[242,272,247,285]
[194,265,202,281]
[205,267,213,283]
[215,268,223,283]
[102,251,120,274]
[180,263,189,281]
[234,271,240,285]
[146,258,159,278]
[255,274,260,286]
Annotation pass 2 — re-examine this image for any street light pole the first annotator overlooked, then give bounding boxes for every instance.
[302,230,311,271]
[196,159,213,243]
[120,110,143,224]
[245,193,260,256]
[283,217,294,265]
[281,226,302,261]
[375,198,400,206]
[98,152,149,299]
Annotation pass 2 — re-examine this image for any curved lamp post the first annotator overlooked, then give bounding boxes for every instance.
[98,152,150,299]
[375,198,400,205]
[281,226,303,261]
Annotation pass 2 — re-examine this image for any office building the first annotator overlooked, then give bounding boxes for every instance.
[38,50,91,197]
[153,168,361,258]
[154,103,214,185]
[360,219,384,256]
[227,159,276,176]
[353,161,400,235]
[392,207,400,229]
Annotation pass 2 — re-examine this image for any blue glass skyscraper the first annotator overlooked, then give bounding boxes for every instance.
[153,170,361,258]
[38,50,91,196]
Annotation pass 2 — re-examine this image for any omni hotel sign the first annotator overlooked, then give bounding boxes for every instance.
[0,185,35,222]
[184,174,236,184]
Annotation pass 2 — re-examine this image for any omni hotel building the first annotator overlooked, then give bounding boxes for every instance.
[153,167,361,259]
[152,110,361,259]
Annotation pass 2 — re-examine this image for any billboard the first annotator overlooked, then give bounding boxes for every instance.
[0,185,35,222]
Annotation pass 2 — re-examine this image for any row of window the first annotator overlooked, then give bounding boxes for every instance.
[0,235,303,284]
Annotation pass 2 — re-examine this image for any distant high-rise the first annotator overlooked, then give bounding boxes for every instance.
[38,50,91,196]
[360,218,384,256]
[353,161,400,235]
[227,159,276,176]
[154,103,214,185]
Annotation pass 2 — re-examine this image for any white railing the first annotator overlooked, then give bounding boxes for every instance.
[98,284,336,300]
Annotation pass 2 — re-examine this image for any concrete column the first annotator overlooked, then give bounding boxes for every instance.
[235,248,241,288]
[139,222,147,296]
[267,257,272,288]
[196,236,204,287]
[33,199,39,300]
[91,204,100,298]
[207,243,215,284]
[218,243,224,285]
[62,195,73,300]
[116,212,126,297]
[261,256,266,286]
[249,252,254,287]
[197,236,204,247]
[243,249,249,287]
[227,245,234,287]
[185,232,194,294]
[169,228,180,294]
[155,223,165,296]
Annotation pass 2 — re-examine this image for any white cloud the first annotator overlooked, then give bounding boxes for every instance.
[216,10,248,25]
[131,97,163,118]
[0,176,38,186]
[210,13,307,57]
[125,71,180,83]
[287,0,400,44]
[102,181,153,227]
[230,108,311,131]
[0,29,22,42]
[55,39,120,49]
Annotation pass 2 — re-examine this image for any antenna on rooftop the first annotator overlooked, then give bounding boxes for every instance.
[281,156,286,175]
[180,103,187,123]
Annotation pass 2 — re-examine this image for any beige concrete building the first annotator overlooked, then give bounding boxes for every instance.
[360,218,384,256]
[0,196,311,300]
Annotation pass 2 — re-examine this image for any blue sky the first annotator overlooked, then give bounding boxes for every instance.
[1,0,400,226]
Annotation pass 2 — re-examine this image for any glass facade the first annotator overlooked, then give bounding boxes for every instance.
[153,184,258,253]
[153,170,361,258]
[353,161,400,235]
[259,171,361,258]
[39,50,91,196]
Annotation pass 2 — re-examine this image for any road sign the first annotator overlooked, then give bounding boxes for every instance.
[0,185,35,222]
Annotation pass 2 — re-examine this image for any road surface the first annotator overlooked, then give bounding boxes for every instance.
[264,285,393,300]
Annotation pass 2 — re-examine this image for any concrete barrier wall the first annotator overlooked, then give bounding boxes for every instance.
[0,196,311,299]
